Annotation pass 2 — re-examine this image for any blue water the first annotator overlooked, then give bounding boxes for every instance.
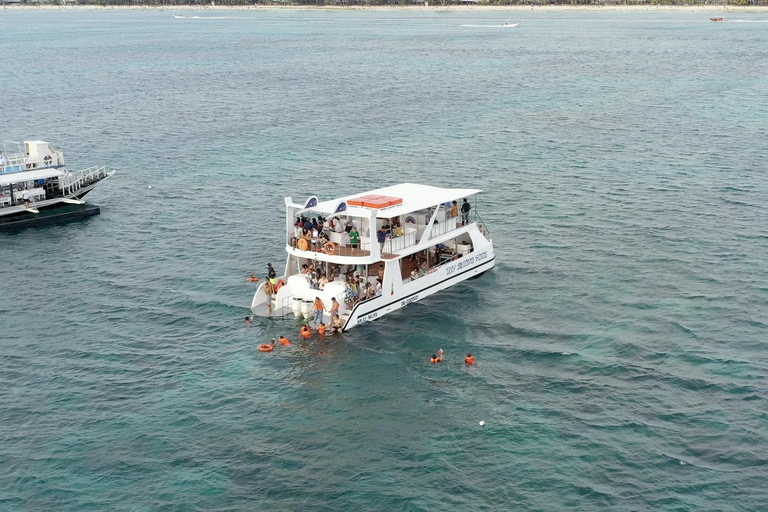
[2,8,768,510]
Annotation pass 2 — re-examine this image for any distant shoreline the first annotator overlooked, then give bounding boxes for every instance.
[4,4,768,13]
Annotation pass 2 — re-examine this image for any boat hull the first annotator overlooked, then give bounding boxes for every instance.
[342,244,496,331]
[0,203,100,232]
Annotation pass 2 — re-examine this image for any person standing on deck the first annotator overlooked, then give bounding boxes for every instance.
[377,227,387,253]
[461,198,471,225]
[264,279,275,316]
[22,187,31,209]
[0,151,7,169]
[330,297,340,317]
[313,297,326,328]
[349,226,360,250]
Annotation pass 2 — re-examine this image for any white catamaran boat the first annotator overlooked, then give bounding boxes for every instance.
[250,183,495,331]
[0,140,115,231]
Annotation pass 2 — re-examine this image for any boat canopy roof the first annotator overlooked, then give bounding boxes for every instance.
[295,183,482,218]
[0,168,65,187]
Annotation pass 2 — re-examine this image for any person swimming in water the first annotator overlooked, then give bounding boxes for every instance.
[279,335,291,346]
[318,322,326,337]
[244,316,251,326]
[465,353,475,365]
[430,354,441,364]
[300,324,311,339]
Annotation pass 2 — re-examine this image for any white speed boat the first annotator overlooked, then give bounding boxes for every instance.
[250,183,495,331]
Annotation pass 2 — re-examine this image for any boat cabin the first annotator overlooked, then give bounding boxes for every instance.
[283,183,488,291]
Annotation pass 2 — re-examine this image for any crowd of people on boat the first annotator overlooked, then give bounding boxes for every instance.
[288,197,471,255]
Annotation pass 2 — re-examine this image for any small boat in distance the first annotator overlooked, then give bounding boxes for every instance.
[710,17,725,22]
[502,23,520,28]
[250,183,495,331]
[0,140,114,231]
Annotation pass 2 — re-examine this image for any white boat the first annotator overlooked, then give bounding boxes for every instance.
[0,140,115,231]
[502,23,520,28]
[250,183,495,331]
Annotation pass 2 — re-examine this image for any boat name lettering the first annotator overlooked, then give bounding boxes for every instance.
[445,250,489,276]
[358,312,378,324]
[401,295,419,307]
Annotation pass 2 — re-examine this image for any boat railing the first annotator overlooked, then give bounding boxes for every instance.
[61,166,107,196]
[429,216,458,239]
[287,235,373,258]
[474,211,491,238]
[279,292,295,317]
[382,230,417,255]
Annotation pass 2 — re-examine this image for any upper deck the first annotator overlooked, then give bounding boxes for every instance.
[284,183,487,264]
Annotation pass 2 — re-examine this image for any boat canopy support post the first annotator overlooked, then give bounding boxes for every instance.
[369,209,380,261]
[414,204,442,251]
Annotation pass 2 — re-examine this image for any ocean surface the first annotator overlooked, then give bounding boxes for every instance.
[1,8,767,510]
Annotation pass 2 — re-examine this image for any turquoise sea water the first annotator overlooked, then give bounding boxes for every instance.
[2,9,768,510]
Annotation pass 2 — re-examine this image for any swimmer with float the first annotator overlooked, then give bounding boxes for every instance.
[318,322,326,338]
[465,353,475,365]
[258,339,276,352]
[430,354,442,364]
[279,335,291,346]
[300,323,311,339]
[247,273,259,282]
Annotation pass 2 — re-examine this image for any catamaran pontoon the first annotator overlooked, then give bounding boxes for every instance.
[0,140,114,231]
[250,183,495,331]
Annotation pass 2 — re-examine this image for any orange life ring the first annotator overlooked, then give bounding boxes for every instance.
[297,238,309,251]
[258,344,274,352]
[324,242,336,255]
[275,279,285,291]
[247,277,258,282]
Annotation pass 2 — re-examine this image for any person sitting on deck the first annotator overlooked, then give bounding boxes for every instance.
[419,260,427,276]
[410,269,418,281]
[331,313,343,334]
[375,278,382,297]
[318,230,329,249]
